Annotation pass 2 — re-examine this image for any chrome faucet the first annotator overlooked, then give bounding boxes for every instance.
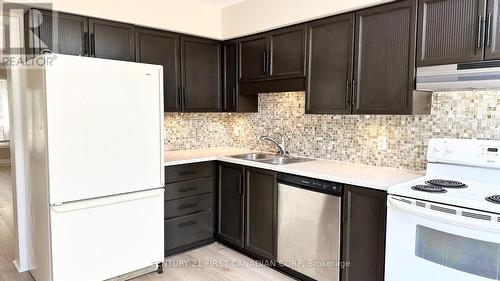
[259,134,288,156]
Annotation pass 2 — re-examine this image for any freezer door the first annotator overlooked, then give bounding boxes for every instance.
[50,189,164,281]
[44,55,164,204]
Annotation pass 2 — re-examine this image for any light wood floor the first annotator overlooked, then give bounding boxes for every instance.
[0,166,293,281]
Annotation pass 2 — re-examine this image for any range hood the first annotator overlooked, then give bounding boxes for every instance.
[416,61,500,91]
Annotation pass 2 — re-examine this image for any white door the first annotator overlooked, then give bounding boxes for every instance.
[385,196,500,281]
[50,189,164,281]
[44,55,164,204]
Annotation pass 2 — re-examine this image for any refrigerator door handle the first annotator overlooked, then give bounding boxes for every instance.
[51,189,163,213]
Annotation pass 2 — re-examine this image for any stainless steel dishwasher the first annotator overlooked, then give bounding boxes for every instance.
[277,173,343,281]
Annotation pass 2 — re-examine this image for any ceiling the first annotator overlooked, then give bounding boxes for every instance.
[191,0,245,8]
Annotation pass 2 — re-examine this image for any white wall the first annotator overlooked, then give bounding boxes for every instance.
[11,0,223,39]
[9,0,397,39]
[221,0,394,39]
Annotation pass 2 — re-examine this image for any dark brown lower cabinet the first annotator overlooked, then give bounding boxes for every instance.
[164,162,215,256]
[217,163,245,248]
[217,163,277,260]
[343,185,387,281]
[244,167,277,260]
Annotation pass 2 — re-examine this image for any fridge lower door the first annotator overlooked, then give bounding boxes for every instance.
[49,189,164,281]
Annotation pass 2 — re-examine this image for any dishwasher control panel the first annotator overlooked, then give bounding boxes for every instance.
[277,173,343,196]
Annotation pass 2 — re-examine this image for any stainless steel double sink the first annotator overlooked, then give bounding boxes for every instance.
[230,153,315,165]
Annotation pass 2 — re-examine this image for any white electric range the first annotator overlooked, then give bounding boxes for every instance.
[385,138,500,281]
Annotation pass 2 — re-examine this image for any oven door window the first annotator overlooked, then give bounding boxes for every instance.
[415,225,500,280]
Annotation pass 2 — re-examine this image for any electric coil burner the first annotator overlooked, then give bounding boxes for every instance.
[411,185,447,193]
[485,195,500,204]
[425,179,467,189]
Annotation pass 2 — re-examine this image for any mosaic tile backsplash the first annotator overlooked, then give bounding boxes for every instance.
[165,91,500,171]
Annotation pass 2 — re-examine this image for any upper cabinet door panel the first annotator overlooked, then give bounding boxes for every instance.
[223,42,238,111]
[268,25,306,79]
[354,0,416,115]
[136,29,180,112]
[485,0,500,60]
[181,37,222,112]
[417,0,486,66]
[89,19,135,61]
[239,35,268,81]
[306,14,354,114]
[27,10,88,56]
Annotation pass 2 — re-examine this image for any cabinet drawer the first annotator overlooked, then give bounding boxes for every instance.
[164,193,213,219]
[164,177,213,201]
[164,210,213,252]
[165,162,213,183]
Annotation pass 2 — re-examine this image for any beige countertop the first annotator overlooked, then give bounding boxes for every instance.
[165,148,423,191]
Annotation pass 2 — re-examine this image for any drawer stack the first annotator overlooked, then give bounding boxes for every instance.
[164,162,214,256]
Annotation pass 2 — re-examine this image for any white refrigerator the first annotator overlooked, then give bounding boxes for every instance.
[22,54,165,281]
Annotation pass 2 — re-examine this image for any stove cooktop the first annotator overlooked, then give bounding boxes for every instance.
[389,176,500,214]
[388,138,500,214]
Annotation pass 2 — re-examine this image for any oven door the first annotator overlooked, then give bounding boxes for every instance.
[385,196,500,281]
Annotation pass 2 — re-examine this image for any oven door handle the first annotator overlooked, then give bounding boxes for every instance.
[387,197,500,233]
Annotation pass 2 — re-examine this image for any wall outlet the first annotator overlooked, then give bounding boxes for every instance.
[377,136,388,151]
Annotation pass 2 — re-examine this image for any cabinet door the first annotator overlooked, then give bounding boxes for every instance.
[136,28,181,112]
[223,42,238,111]
[89,19,135,61]
[353,0,416,114]
[343,186,387,281]
[268,25,306,79]
[25,9,88,56]
[306,14,354,114]
[181,37,222,112]
[217,163,244,248]
[244,168,277,260]
[417,0,486,65]
[239,34,268,81]
[485,0,500,60]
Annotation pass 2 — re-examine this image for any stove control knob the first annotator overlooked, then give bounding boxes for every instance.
[446,145,455,153]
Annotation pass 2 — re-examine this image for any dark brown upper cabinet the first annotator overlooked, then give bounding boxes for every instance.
[181,36,222,112]
[24,9,89,56]
[305,14,355,114]
[343,186,387,281]
[135,28,181,112]
[353,0,417,115]
[485,0,500,60]
[89,19,135,61]
[217,163,245,248]
[239,26,306,82]
[268,25,306,79]
[223,41,258,112]
[239,34,268,81]
[24,9,135,62]
[223,42,238,111]
[244,167,277,260]
[417,0,487,66]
